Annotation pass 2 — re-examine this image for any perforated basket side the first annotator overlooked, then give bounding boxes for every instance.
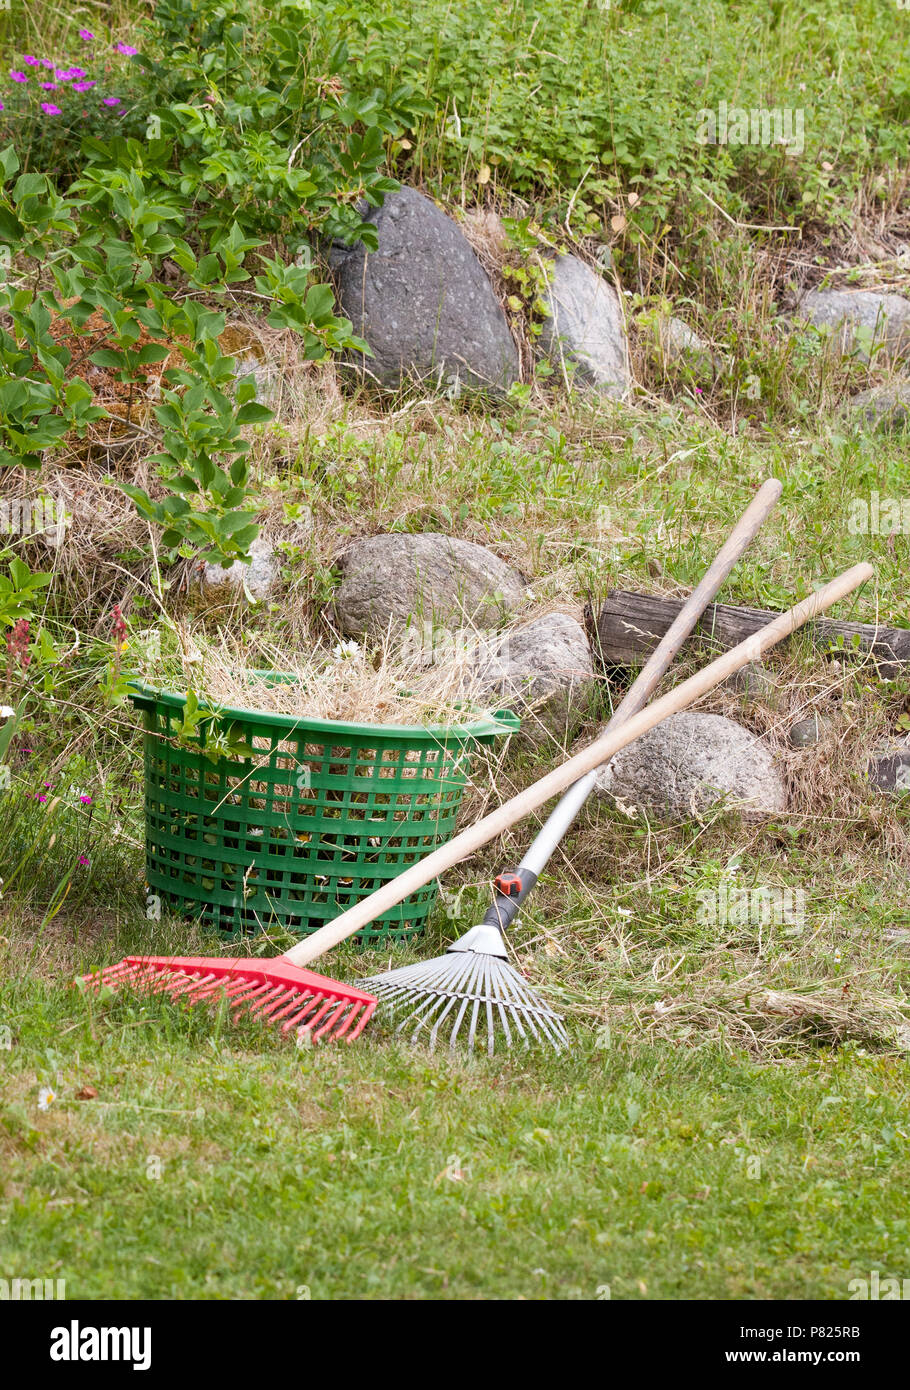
[131,684,518,945]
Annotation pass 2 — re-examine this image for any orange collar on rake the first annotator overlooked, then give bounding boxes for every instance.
[82,955,377,1043]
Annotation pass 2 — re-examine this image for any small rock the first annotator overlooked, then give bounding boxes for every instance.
[847,381,910,432]
[219,325,279,407]
[788,714,827,748]
[335,187,519,392]
[866,740,910,793]
[652,314,716,377]
[726,661,777,699]
[201,537,277,603]
[540,254,631,398]
[231,353,279,407]
[594,711,786,821]
[795,289,910,363]
[333,533,526,640]
[469,612,596,740]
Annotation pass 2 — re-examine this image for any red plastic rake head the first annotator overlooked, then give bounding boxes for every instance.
[82,955,377,1043]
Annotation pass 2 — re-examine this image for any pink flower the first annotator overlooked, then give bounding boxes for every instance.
[10,70,28,83]
[72,81,95,91]
[78,855,90,867]
[79,29,95,41]
[79,794,92,805]
[116,43,138,56]
[40,103,61,115]
[40,82,58,90]
[68,68,86,78]
[102,96,121,106]
[22,56,41,66]
[0,104,4,112]
[40,58,54,68]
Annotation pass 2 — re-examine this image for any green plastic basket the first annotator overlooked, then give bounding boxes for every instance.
[128,680,519,947]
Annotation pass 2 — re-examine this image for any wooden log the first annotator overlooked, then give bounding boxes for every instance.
[596,590,910,675]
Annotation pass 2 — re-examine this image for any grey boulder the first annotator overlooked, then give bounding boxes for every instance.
[470,612,596,740]
[540,254,631,398]
[594,711,786,820]
[335,188,519,392]
[333,532,526,640]
[795,289,910,363]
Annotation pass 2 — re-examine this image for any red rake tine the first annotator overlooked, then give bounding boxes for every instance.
[240,985,291,1019]
[269,991,321,1026]
[283,997,334,1036]
[312,999,351,1042]
[166,973,220,1000]
[228,982,274,1011]
[78,955,378,1045]
[281,997,327,1035]
[256,991,303,1022]
[330,1000,371,1042]
[347,1001,377,1041]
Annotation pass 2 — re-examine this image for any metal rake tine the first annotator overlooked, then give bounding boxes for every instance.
[371,959,452,998]
[406,986,459,1042]
[461,954,488,1053]
[443,992,472,1050]
[395,996,446,1043]
[426,989,465,1049]
[400,956,480,1045]
[494,993,514,1051]
[494,963,566,1050]
[464,968,484,1053]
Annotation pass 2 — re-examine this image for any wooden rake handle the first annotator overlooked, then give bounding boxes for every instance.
[602,477,782,730]
[284,560,874,968]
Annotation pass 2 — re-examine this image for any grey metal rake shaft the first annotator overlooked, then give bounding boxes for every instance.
[360,478,785,1053]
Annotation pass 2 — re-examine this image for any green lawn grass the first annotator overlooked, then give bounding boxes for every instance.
[5,388,910,1298]
[3,962,909,1301]
[3,0,910,1304]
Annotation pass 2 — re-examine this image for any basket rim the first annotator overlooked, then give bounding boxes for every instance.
[127,679,520,742]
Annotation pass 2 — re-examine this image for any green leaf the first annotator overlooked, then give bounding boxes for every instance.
[89,349,126,369]
[235,402,273,424]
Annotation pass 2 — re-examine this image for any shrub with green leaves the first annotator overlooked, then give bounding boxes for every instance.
[121,0,428,253]
[0,2,432,567]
